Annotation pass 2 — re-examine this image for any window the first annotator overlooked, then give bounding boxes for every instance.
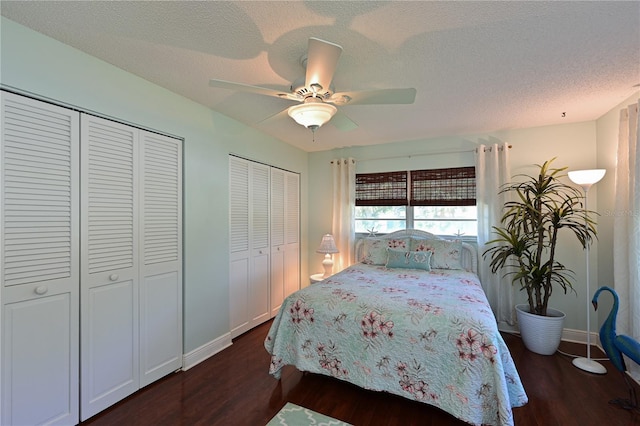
[412,205,477,236]
[354,167,477,237]
[354,205,406,234]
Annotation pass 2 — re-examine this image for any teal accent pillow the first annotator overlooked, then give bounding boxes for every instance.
[385,248,432,271]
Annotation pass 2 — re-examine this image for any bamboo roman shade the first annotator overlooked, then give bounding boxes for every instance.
[356,166,476,206]
[355,171,408,206]
[411,166,476,206]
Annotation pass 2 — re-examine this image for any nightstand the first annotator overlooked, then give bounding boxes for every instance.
[310,273,328,284]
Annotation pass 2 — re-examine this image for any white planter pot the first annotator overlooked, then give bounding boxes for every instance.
[515,304,566,355]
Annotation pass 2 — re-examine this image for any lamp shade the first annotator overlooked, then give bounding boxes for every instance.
[316,234,339,254]
[568,169,606,190]
[287,101,337,130]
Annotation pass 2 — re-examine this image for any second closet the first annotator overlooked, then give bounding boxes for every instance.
[229,155,300,338]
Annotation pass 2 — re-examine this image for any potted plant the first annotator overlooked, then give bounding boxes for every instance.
[483,158,597,355]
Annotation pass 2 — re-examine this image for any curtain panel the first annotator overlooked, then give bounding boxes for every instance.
[475,142,515,325]
[331,158,356,271]
[614,101,640,383]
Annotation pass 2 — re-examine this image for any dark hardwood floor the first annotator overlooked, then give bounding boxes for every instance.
[83,320,640,426]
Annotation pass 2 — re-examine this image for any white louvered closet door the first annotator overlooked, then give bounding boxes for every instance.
[139,131,182,387]
[1,92,80,426]
[271,169,300,317]
[80,115,139,420]
[269,169,285,317]
[283,172,300,298]
[228,157,271,337]
[270,169,300,317]
[229,156,250,337]
[229,157,299,334]
[249,162,270,329]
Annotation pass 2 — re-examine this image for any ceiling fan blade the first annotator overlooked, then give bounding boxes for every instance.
[209,79,301,101]
[305,38,342,94]
[330,111,358,131]
[256,108,289,125]
[331,88,417,105]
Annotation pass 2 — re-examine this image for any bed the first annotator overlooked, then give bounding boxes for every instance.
[264,230,527,426]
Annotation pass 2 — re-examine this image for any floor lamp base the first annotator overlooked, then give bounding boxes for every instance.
[572,357,607,374]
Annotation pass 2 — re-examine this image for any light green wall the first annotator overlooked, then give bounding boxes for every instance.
[495,122,597,332]
[308,121,608,332]
[0,17,309,353]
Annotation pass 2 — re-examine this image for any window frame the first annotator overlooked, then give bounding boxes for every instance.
[354,166,477,240]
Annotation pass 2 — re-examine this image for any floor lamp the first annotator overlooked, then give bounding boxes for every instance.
[568,169,606,374]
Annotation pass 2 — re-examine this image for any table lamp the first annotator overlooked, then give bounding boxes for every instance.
[316,234,339,277]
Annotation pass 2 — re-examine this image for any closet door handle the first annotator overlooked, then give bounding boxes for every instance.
[109,274,119,281]
[34,285,48,295]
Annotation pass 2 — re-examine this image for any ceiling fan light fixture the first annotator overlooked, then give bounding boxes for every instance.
[287,102,337,129]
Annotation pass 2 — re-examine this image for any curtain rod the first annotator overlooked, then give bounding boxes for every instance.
[330,158,356,165]
[356,144,512,163]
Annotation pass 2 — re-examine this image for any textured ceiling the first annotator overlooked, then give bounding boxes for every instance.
[2,1,639,152]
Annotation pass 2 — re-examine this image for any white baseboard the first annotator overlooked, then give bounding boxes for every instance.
[498,324,600,347]
[181,333,233,371]
[560,327,601,346]
[497,321,518,334]
[499,325,640,386]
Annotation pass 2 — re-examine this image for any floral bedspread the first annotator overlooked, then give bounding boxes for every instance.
[264,263,528,426]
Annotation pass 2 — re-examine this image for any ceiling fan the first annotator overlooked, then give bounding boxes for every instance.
[209,37,416,135]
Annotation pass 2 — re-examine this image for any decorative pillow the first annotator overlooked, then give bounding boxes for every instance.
[361,237,409,265]
[409,237,428,252]
[386,238,410,250]
[410,238,463,270]
[385,248,432,271]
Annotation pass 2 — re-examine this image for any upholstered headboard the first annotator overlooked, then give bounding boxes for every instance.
[354,229,478,273]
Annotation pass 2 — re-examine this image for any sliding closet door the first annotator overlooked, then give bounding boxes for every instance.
[139,131,183,387]
[80,115,139,420]
[1,92,80,426]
